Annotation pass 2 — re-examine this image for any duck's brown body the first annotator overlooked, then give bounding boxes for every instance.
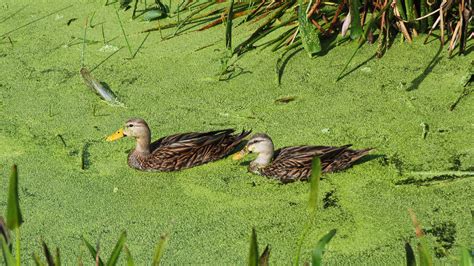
[251,145,372,183]
[107,118,251,172]
[128,129,251,171]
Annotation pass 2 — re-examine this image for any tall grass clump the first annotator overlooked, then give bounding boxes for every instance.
[137,0,472,81]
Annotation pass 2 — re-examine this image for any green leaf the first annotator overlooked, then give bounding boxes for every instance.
[6,165,23,230]
[152,232,169,266]
[311,229,337,266]
[32,253,44,266]
[55,248,61,266]
[349,0,362,40]
[1,236,15,266]
[82,236,104,266]
[248,228,258,266]
[405,242,416,266]
[124,246,135,266]
[106,231,126,266]
[258,245,270,266]
[417,241,433,266]
[225,0,234,51]
[308,157,322,214]
[298,0,321,57]
[459,247,473,266]
[42,241,54,266]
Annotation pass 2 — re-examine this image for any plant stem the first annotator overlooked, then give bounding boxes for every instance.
[15,227,20,266]
[293,221,311,266]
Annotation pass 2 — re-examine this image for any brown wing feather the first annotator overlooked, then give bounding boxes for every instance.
[261,145,371,183]
[144,129,251,171]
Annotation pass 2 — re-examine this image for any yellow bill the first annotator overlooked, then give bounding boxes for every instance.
[232,148,249,160]
[106,128,125,142]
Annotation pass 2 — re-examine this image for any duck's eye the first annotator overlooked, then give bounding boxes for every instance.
[128,124,134,128]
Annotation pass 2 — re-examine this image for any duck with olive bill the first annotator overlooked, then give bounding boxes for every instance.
[107,118,251,171]
[232,133,372,183]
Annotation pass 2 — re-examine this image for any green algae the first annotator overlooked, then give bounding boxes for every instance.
[0,0,473,264]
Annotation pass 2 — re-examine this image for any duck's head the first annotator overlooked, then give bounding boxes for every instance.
[106,118,151,142]
[232,133,274,161]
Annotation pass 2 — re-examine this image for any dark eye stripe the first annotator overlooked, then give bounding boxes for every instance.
[248,139,263,145]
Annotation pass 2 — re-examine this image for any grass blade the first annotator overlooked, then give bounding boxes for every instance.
[115,10,133,57]
[409,209,433,266]
[308,157,322,214]
[298,0,321,57]
[1,236,15,266]
[152,232,169,265]
[459,247,473,266]
[0,217,10,251]
[32,253,44,266]
[311,229,337,266]
[106,231,126,266]
[225,0,234,51]
[248,228,258,266]
[42,241,54,266]
[6,165,23,230]
[82,236,104,266]
[405,242,416,266]
[258,245,270,266]
[55,248,61,266]
[349,0,362,39]
[124,246,135,266]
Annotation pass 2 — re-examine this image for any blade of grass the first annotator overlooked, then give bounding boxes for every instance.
[115,10,133,57]
[42,241,54,266]
[459,247,473,266]
[258,245,270,266]
[124,246,135,266]
[82,236,104,266]
[298,0,321,57]
[152,232,169,265]
[0,217,10,250]
[408,209,433,266]
[55,248,61,266]
[248,228,258,266]
[226,0,234,51]
[6,165,22,266]
[1,236,15,266]
[405,242,416,266]
[405,0,415,21]
[0,5,73,39]
[106,231,126,266]
[308,157,322,214]
[6,165,23,230]
[294,156,323,266]
[349,0,362,39]
[32,253,44,266]
[81,17,88,68]
[311,229,337,266]
[132,32,150,59]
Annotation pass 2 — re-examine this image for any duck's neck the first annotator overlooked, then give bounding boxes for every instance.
[253,151,273,167]
[135,136,151,155]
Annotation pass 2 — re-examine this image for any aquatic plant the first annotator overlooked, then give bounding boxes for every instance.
[137,0,472,81]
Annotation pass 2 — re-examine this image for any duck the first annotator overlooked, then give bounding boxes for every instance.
[106,118,251,171]
[232,133,372,183]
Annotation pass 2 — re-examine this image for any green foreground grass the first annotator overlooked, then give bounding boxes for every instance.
[0,0,473,264]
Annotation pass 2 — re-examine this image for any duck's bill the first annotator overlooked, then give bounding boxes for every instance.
[106,128,125,142]
[232,148,248,160]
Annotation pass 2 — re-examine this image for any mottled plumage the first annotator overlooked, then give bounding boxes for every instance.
[107,118,251,171]
[236,133,372,183]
